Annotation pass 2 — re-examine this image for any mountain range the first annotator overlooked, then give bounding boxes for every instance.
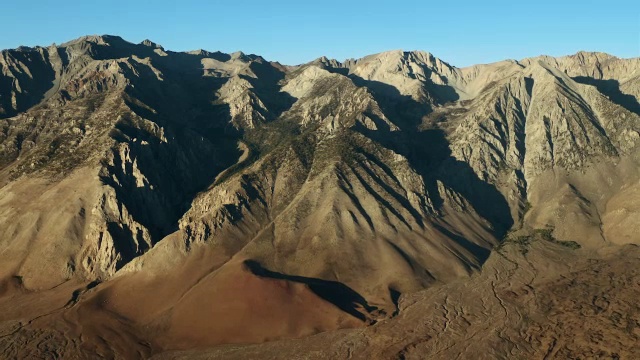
[0,35,639,359]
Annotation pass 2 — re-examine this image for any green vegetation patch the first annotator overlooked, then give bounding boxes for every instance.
[498,226,581,255]
[533,228,582,249]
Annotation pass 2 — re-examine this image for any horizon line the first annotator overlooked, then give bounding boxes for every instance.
[2,33,638,69]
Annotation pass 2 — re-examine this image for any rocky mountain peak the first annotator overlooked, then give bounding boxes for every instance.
[140,39,163,50]
[60,34,127,47]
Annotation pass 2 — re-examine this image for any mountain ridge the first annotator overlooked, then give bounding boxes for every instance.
[4,34,635,70]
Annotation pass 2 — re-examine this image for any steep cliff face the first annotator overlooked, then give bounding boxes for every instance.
[0,36,638,357]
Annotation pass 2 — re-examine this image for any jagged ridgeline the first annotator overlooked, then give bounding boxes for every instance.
[0,35,638,356]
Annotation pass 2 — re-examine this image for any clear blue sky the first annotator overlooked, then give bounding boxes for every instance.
[1,0,638,67]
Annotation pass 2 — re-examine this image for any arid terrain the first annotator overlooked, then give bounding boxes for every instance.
[0,35,638,359]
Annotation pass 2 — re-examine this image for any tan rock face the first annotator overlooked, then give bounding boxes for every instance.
[0,35,638,358]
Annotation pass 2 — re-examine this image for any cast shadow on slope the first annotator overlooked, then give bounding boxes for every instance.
[321,61,460,105]
[97,53,289,266]
[351,77,513,253]
[101,77,238,250]
[243,260,378,322]
[572,77,640,115]
[99,50,296,268]
[0,48,57,119]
